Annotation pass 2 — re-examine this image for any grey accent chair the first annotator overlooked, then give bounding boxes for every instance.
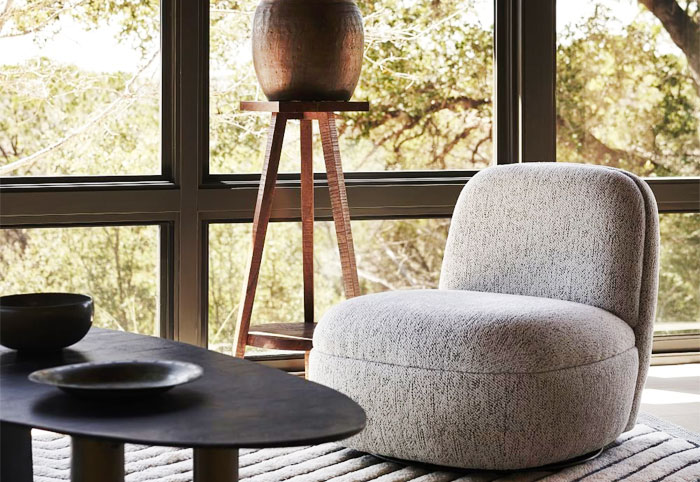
[308,163,659,470]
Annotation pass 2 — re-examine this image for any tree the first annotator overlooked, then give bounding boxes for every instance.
[640,0,700,92]
[557,4,699,177]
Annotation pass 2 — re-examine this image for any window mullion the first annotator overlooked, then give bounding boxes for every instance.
[494,0,520,164]
[161,0,177,180]
[172,0,209,347]
[519,0,556,162]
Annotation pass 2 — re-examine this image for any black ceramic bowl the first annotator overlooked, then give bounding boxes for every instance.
[0,293,93,352]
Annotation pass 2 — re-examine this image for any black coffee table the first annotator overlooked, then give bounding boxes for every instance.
[0,328,366,482]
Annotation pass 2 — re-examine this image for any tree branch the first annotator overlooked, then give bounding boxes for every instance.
[0,0,14,33]
[358,95,490,131]
[556,115,679,175]
[0,0,89,38]
[0,50,158,175]
[470,127,492,164]
[356,268,397,291]
[639,0,700,91]
[433,124,478,168]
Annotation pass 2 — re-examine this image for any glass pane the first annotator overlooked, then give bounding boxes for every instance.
[656,213,700,335]
[207,219,449,354]
[0,1,161,176]
[0,225,160,335]
[556,1,700,176]
[209,0,493,173]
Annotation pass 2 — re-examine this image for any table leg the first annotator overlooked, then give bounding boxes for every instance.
[233,113,287,358]
[318,112,361,298]
[194,447,239,482]
[1,422,33,482]
[71,435,124,482]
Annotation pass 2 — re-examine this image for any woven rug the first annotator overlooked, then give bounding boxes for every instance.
[31,414,700,481]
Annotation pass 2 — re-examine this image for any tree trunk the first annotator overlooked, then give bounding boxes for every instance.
[0,0,14,32]
[639,0,700,91]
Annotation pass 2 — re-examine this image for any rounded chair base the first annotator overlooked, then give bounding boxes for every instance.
[309,348,639,470]
[374,446,605,474]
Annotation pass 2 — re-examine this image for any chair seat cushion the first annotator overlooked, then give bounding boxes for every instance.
[314,289,635,374]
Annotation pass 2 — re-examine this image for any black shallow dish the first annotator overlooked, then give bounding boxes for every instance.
[28,360,203,399]
[0,293,93,352]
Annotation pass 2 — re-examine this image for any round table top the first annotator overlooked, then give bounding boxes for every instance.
[0,328,366,448]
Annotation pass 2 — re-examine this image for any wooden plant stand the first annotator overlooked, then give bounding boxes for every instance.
[233,101,368,360]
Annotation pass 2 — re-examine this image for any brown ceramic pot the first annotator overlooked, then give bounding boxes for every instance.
[252,0,364,101]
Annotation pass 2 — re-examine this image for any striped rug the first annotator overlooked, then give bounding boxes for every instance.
[32,414,700,481]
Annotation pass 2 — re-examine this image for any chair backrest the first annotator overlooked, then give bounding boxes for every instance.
[440,163,658,331]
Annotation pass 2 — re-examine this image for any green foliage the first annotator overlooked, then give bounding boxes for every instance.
[209,0,493,173]
[347,0,493,170]
[0,60,159,175]
[556,4,700,176]
[2,0,159,53]
[0,226,159,335]
[657,214,700,330]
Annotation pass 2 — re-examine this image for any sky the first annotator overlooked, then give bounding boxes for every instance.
[0,16,141,72]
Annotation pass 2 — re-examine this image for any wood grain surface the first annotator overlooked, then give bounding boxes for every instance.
[318,112,361,298]
[234,113,287,358]
[247,323,316,352]
[300,120,315,325]
[235,106,365,357]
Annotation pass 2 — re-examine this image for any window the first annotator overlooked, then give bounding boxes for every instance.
[209,0,494,173]
[208,219,448,354]
[0,225,161,335]
[0,0,161,177]
[657,213,700,335]
[556,1,700,341]
[557,2,699,177]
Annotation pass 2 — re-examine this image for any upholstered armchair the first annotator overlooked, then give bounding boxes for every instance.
[309,163,659,470]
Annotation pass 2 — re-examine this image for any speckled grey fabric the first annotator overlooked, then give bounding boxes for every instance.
[619,170,659,431]
[314,289,635,373]
[440,163,648,328]
[438,162,659,432]
[309,348,638,470]
[310,163,659,470]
